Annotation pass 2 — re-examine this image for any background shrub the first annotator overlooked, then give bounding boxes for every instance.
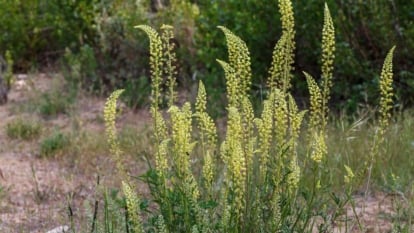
[6,118,41,140]
[39,131,70,158]
[0,0,412,112]
[194,0,414,113]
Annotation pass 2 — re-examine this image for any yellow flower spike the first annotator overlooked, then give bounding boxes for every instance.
[135,25,164,109]
[122,181,144,233]
[161,24,178,107]
[195,81,217,194]
[379,46,396,135]
[156,139,170,177]
[202,150,214,193]
[216,59,239,108]
[272,89,288,146]
[304,72,323,134]
[256,95,274,179]
[310,132,327,163]
[270,189,281,229]
[287,94,306,141]
[155,215,168,233]
[169,102,200,209]
[287,155,300,193]
[195,81,218,147]
[321,3,335,130]
[224,107,246,220]
[278,0,295,37]
[104,89,126,178]
[217,26,252,100]
[151,106,168,142]
[344,165,355,184]
[241,96,255,168]
[195,80,207,113]
[268,34,286,90]
[267,0,296,93]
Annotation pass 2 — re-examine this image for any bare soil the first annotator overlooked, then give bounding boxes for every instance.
[0,73,150,232]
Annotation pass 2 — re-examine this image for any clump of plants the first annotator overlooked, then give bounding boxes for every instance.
[38,90,75,118]
[39,130,70,158]
[6,118,41,140]
[100,0,396,232]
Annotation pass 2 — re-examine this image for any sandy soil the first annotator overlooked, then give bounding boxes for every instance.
[0,73,150,232]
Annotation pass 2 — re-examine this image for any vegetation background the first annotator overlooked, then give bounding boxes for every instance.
[0,0,414,232]
[1,0,413,113]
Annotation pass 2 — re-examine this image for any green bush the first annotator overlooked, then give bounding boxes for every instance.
[6,118,41,140]
[2,0,411,112]
[60,0,200,109]
[39,131,70,158]
[0,0,95,70]
[194,0,414,113]
[38,90,74,118]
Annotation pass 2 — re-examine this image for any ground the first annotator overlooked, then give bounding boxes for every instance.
[0,73,401,232]
[0,73,150,232]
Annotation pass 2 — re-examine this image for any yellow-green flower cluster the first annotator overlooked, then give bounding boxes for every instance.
[255,95,274,178]
[378,46,396,133]
[221,107,246,220]
[278,0,295,38]
[287,97,305,193]
[217,26,252,101]
[305,72,323,134]
[216,59,239,108]
[151,107,168,142]
[169,103,200,206]
[310,132,327,163]
[156,215,168,233]
[287,155,300,193]
[156,139,170,178]
[103,89,125,176]
[268,34,289,91]
[135,25,163,108]
[195,81,217,148]
[122,181,144,233]
[273,90,288,145]
[368,46,395,168]
[321,3,335,129]
[150,105,169,178]
[241,97,255,167]
[161,24,178,107]
[267,0,295,93]
[288,94,306,141]
[344,165,355,184]
[169,103,194,177]
[195,81,217,194]
[270,191,281,230]
[202,151,214,193]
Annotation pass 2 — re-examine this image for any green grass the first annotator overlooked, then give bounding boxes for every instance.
[39,130,70,158]
[38,90,75,118]
[6,118,41,140]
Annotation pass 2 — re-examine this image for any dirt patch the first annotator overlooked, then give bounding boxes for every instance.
[0,73,151,232]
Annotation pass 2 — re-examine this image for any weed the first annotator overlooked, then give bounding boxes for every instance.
[38,90,75,118]
[39,131,70,158]
[30,163,49,203]
[6,118,41,140]
[96,0,408,232]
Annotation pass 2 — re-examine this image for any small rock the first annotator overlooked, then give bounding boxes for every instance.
[16,74,28,80]
[46,225,69,233]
